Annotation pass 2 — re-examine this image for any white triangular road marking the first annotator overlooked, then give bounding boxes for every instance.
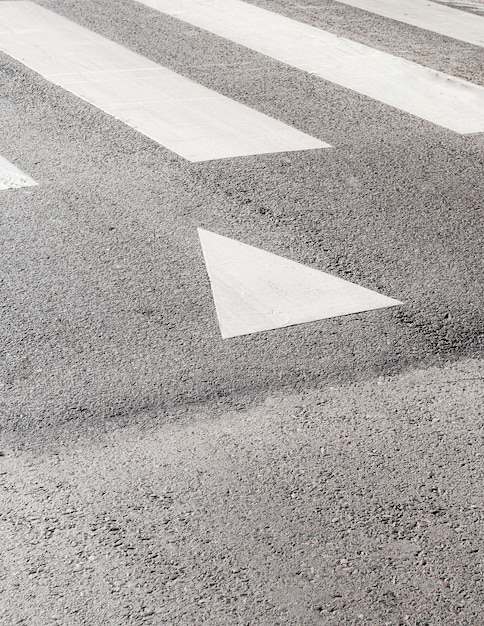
[198,229,402,338]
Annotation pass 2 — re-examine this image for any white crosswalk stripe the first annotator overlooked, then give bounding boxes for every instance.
[0,2,329,162]
[0,155,37,190]
[138,0,484,134]
[335,0,484,47]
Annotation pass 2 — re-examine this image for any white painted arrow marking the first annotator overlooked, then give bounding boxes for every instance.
[139,0,484,134]
[0,155,37,190]
[198,229,402,338]
[0,2,329,162]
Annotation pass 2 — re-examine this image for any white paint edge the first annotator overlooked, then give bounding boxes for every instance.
[438,0,484,14]
[336,0,484,47]
[0,155,37,190]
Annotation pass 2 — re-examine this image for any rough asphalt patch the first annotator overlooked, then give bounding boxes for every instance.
[1,358,482,625]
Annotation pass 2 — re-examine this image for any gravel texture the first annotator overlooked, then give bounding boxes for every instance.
[1,359,483,625]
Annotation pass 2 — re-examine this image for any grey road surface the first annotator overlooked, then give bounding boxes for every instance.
[1,0,483,624]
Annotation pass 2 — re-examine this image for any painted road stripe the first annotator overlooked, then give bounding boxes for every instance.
[438,0,484,14]
[139,0,484,134]
[336,0,484,47]
[0,155,37,190]
[198,229,401,339]
[0,3,329,163]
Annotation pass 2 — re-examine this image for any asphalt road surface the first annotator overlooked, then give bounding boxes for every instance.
[1,1,483,624]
